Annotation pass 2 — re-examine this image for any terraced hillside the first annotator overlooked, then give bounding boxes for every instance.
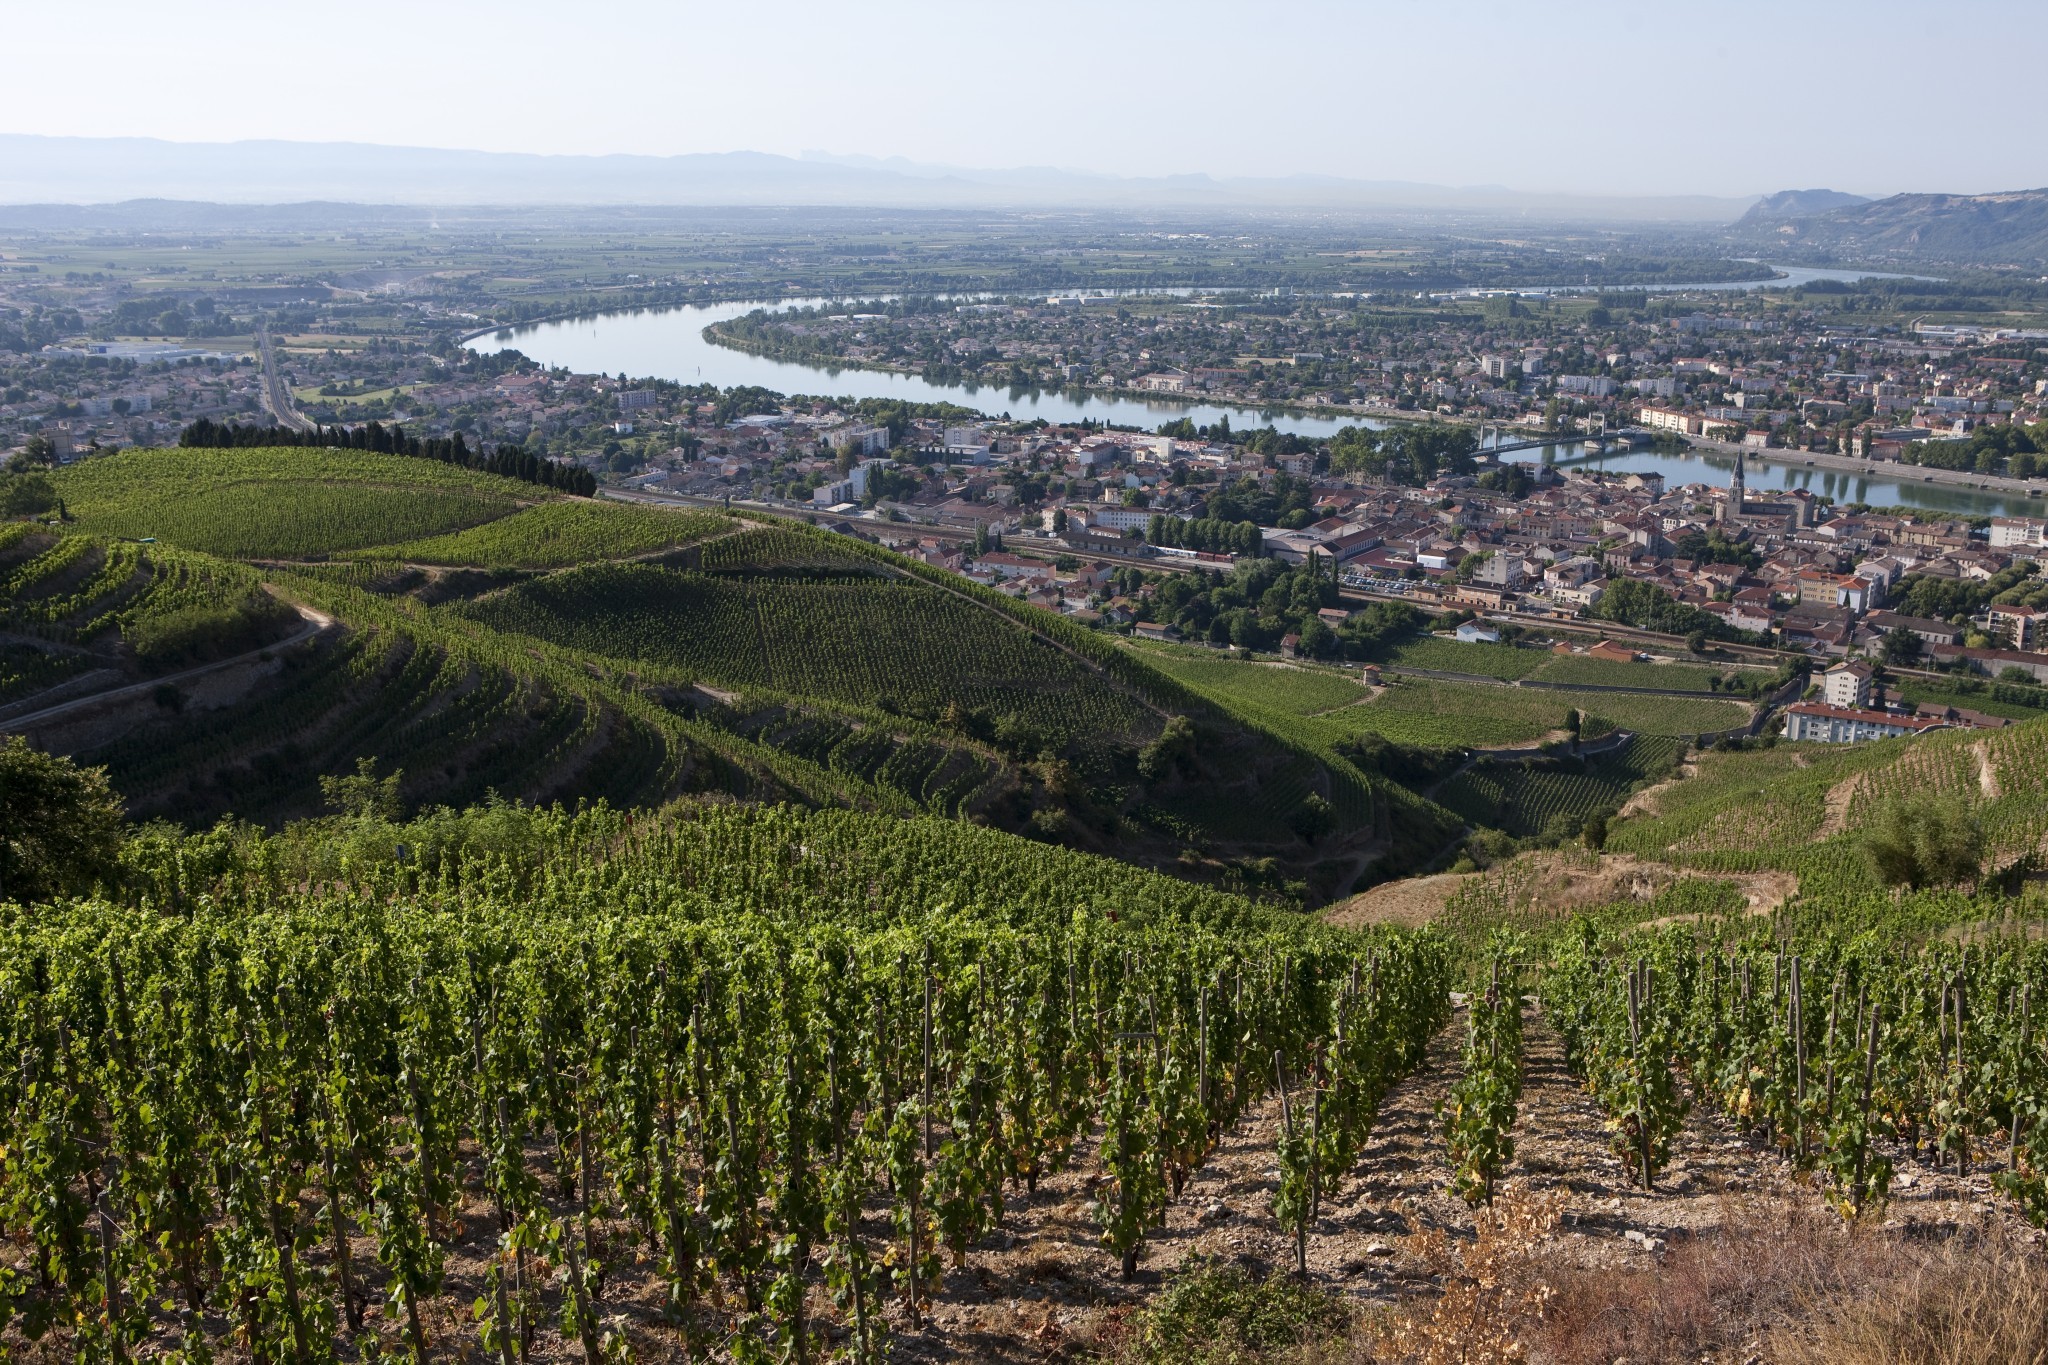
[369,499,734,569]
[7,447,1464,897]
[1607,713,2048,913]
[0,529,889,825]
[51,446,534,557]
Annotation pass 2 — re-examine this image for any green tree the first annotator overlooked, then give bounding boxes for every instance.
[6,435,56,472]
[1863,796,1982,890]
[321,757,407,821]
[0,737,125,903]
[1881,626,1923,667]
[0,472,57,515]
[1290,793,1335,844]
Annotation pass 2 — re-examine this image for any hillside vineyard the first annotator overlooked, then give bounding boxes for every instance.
[0,803,1451,1362]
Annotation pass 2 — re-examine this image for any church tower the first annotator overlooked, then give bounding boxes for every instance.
[1729,449,1746,521]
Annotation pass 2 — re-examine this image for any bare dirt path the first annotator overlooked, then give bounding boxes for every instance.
[1816,771,1867,838]
[1977,738,2002,798]
[1617,756,1698,818]
[0,598,334,734]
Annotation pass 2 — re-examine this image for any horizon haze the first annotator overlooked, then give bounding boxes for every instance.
[5,0,2045,204]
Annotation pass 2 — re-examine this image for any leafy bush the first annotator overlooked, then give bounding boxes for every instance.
[1127,1258,1351,1364]
[0,737,124,902]
[0,473,56,518]
[122,593,297,670]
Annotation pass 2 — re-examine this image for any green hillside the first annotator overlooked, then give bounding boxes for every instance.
[0,528,896,825]
[50,446,536,557]
[7,446,1470,899]
[372,499,734,568]
[1434,734,1687,839]
[1606,713,2048,911]
[463,565,1158,748]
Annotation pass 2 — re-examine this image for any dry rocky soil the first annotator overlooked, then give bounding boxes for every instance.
[862,1007,2039,1362]
[70,1001,2031,1363]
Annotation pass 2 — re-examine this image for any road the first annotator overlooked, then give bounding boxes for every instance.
[257,326,315,433]
[0,602,333,734]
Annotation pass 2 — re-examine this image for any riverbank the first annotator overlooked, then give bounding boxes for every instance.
[700,319,1480,430]
[1681,434,2048,502]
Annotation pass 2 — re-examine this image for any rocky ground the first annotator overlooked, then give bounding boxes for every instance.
[887,1001,2042,1362]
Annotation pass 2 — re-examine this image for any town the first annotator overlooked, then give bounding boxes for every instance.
[12,13,2048,1356]
[10,265,2048,752]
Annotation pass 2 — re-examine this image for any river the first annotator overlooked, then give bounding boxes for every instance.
[465,264,2039,517]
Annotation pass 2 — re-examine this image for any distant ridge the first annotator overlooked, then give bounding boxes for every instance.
[1735,187,2048,264]
[0,133,1757,222]
[1737,188,1870,222]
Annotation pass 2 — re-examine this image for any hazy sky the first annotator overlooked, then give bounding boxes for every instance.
[9,0,2042,199]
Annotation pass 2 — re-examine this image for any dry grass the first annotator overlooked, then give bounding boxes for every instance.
[1531,1200,1877,1363]
[1768,1227,2048,1365]
[1254,1198,2048,1365]
[1531,1202,2048,1365]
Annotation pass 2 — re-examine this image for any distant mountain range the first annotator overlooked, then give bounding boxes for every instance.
[1735,187,2048,264]
[0,134,1755,222]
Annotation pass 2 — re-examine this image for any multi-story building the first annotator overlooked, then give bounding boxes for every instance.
[1820,661,1873,709]
[1785,702,1945,744]
[1987,603,2048,651]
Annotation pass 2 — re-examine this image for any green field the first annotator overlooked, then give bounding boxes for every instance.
[1142,649,1369,716]
[1385,636,1545,679]
[1581,691,1751,736]
[1345,681,1576,746]
[374,500,733,569]
[1529,654,1738,693]
[1388,634,1767,695]
[51,447,532,559]
[1150,650,1752,750]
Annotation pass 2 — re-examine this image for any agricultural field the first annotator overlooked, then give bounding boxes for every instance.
[1142,648,1370,717]
[11,719,2048,1363]
[0,799,1463,1363]
[371,499,733,569]
[1528,653,1748,693]
[1434,734,1688,838]
[462,563,1161,748]
[1579,690,1751,736]
[50,447,534,559]
[1317,678,1748,749]
[1385,635,1546,679]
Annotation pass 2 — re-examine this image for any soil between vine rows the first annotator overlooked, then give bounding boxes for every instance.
[889,1005,2043,1361]
[75,1009,2036,1364]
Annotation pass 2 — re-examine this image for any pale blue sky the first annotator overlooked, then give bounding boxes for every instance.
[9,0,2041,198]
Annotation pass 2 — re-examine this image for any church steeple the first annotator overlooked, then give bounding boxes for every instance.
[1730,449,1746,518]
